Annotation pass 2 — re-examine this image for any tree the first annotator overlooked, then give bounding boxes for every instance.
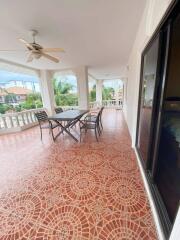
[0,103,12,114]
[102,86,114,100]
[53,78,78,106]
[19,93,43,110]
[89,84,96,102]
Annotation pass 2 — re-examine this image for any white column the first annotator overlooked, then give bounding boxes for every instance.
[122,77,128,117]
[39,70,55,115]
[114,80,119,108]
[96,79,103,106]
[74,66,89,110]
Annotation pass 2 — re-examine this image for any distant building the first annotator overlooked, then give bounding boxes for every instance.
[0,86,32,104]
[0,88,7,103]
[0,79,40,92]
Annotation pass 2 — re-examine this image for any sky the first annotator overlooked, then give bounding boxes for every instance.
[0,70,38,84]
[0,70,123,91]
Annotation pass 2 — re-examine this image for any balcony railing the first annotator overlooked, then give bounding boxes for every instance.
[0,108,45,135]
[90,100,123,109]
[0,106,80,135]
[0,101,123,135]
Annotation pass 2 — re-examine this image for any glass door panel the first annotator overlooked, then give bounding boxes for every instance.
[137,36,160,166]
[155,14,180,223]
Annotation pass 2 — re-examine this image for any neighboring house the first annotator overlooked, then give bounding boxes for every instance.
[0,86,32,104]
[0,88,7,103]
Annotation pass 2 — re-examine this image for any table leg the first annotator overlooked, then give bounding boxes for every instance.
[53,120,79,142]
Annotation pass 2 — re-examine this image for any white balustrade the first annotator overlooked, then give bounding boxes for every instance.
[0,101,123,134]
[90,100,123,109]
[0,108,45,134]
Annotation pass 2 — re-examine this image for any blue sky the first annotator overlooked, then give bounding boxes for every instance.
[0,70,38,84]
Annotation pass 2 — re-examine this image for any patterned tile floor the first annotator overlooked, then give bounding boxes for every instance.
[0,109,158,240]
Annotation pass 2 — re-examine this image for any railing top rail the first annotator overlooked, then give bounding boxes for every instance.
[0,108,46,117]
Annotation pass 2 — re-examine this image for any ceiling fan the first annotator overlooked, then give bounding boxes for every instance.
[0,30,64,63]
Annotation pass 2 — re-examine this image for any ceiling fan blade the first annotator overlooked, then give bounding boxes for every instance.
[42,48,65,53]
[18,38,35,50]
[0,49,27,52]
[27,53,33,62]
[41,53,59,63]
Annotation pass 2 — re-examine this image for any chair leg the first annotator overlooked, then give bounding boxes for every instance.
[97,123,101,136]
[49,122,55,141]
[95,126,98,142]
[50,128,55,141]
[40,127,42,141]
[80,128,82,142]
[100,116,103,129]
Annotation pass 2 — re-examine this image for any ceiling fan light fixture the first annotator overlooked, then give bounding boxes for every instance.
[33,52,41,59]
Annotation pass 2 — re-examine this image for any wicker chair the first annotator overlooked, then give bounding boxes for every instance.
[55,107,63,114]
[35,111,59,140]
[80,110,101,141]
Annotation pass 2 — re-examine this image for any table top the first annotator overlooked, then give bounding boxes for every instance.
[48,109,89,121]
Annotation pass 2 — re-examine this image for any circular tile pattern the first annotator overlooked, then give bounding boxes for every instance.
[99,219,151,240]
[31,167,65,192]
[59,150,78,162]
[38,205,91,239]
[87,142,106,150]
[66,171,100,202]
[0,193,42,238]
[109,154,138,174]
[80,151,104,169]
[112,143,132,153]
[105,177,147,214]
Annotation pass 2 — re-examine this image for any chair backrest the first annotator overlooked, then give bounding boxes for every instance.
[35,111,48,123]
[55,107,63,114]
[100,106,104,116]
[95,109,101,122]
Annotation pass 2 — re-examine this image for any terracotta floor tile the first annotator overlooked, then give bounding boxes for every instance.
[0,109,158,239]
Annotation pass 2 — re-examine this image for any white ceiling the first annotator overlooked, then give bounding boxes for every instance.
[0,0,146,79]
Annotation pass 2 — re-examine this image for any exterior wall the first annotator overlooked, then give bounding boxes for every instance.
[123,1,179,240]
[124,0,173,146]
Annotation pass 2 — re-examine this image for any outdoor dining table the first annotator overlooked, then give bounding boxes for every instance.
[48,109,89,142]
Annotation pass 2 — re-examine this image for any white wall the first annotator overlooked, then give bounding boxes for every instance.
[123,1,180,239]
[124,0,173,145]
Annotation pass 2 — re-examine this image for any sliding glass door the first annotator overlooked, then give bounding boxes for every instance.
[154,13,180,225]
[136,2,180,237]
[136,35,160,167]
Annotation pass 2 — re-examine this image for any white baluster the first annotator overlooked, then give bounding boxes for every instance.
[29,112,34,123]
[26,113,30,124]
[16,115,20,127]
[22,113,26,126]
[8,116,13,128]
[2,117,7,129]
